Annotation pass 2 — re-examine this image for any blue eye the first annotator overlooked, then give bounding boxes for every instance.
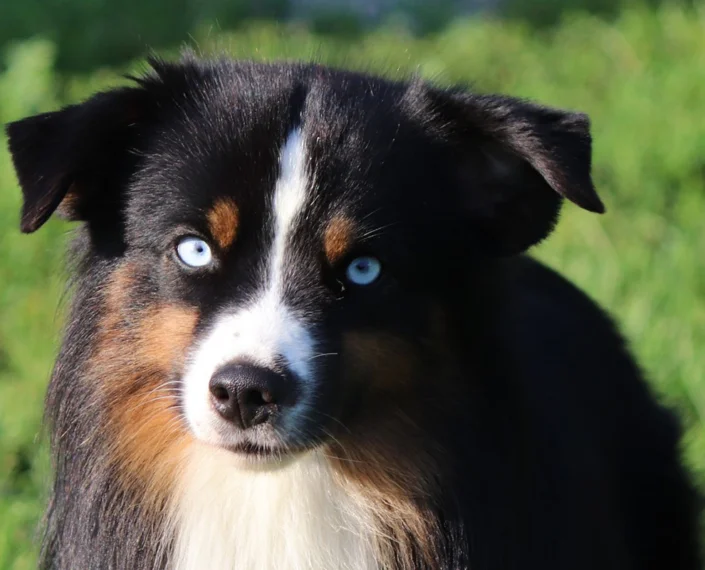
[345,256,381,286]
[176,237,213,268]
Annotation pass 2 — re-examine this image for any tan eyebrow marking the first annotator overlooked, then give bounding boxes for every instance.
[324,215,356,264]
[207,197,239,250]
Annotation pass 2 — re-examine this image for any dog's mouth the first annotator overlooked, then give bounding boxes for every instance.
[218,440,306,469]
[198,410,329,467]
[228,441,278,456]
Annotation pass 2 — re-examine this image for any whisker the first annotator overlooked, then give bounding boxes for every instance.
[306,352,339,362]
[119,395,182,416]
[318,411,352,434]
[359,220,404,241]
[360,207,383,222]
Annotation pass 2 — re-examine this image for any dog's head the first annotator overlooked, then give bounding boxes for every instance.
[6,58,602,471]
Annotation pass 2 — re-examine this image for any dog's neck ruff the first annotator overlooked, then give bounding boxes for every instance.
[168,443,381,570]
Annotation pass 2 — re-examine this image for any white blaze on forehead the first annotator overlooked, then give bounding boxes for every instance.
[272,127,308,281]
[182,128,316,444]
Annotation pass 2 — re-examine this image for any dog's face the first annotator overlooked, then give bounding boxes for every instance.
[7,58,602,468]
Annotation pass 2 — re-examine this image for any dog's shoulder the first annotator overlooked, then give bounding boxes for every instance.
[498,254,627,358]
[494,254,668,431]
[493,255,702,569]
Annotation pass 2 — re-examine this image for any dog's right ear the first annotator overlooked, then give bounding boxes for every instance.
[6,87,152,233]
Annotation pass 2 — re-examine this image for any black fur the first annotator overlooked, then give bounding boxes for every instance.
[6,56,702,569]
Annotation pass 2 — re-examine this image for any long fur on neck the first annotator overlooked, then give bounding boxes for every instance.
[168,444,381,570]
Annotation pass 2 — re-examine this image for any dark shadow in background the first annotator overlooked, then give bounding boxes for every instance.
[0,0,695,71]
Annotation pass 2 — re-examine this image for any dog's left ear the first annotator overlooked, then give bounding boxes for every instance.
[424,88,604,255]
[5,87,150,233]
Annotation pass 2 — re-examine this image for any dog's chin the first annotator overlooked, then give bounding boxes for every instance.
[189,416,325,471]
[226,442,300,470]
[200,437,311,471]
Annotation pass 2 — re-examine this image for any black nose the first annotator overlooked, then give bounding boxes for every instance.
[209,363,294,429]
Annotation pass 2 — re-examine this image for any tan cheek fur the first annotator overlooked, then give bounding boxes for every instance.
[329,425,441,569]
[207,197,239,250]
[333,330,446,568]
[342,332,418,392]
[88,264,198,511]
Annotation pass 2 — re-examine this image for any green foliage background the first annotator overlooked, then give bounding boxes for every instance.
[1,3,704,567]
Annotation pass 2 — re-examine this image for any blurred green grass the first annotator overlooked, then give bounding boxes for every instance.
[1,4,705,567]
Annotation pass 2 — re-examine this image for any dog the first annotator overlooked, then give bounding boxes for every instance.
[6,55,702,570]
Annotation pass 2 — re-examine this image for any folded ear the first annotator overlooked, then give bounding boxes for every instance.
[5,86,151,233]
[425,87,604,255]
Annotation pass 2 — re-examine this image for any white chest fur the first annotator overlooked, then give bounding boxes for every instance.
[168,444,380,570]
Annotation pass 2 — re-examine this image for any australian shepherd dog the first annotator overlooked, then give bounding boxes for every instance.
[6,55,702,570]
